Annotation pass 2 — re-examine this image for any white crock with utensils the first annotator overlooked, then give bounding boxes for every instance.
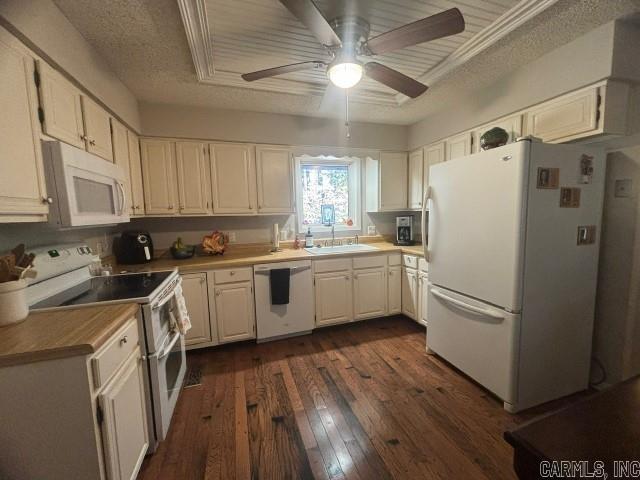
[0,279,29,326]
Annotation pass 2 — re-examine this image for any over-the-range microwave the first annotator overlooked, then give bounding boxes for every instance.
[42,141,130,227]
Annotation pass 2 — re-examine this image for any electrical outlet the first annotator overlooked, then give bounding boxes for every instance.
[227,231,237,243]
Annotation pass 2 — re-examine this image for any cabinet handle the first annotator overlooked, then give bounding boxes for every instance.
[216,290,221,296]
[89,139,96,146]
[42,196,53,204]
[230,271,235,276]
[120,335,128,345]
[80,134,87,141]
[168,205,174,210]
[389,271,393,276]
[344,275,350,280]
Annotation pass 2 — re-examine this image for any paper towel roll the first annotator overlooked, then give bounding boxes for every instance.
[272,223,280,250]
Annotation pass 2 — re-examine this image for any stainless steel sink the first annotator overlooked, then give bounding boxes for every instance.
[304,244,379,255]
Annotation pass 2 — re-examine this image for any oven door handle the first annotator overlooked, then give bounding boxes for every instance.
[152,279,180,310]
[156,330,181,360]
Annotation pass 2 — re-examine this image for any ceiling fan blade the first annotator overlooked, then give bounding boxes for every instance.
[279,0,342,47]
[363,8,464,55]
[364,62,428,98]
[242,61,326,82]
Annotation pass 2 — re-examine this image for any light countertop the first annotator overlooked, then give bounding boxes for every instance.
[0,303,139,367]
[110,241,425,274]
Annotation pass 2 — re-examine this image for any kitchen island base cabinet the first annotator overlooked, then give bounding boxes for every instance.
[180,273,212,347]
[99,351,149,480]
[0,315,148,480]
[315,272,353,326]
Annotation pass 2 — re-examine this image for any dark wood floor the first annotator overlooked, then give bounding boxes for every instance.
[138,316,586,480]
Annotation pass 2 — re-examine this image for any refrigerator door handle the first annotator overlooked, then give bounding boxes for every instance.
[430,287,505,321]
[422,186,430,260]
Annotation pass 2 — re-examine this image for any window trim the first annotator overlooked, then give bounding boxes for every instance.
[295,154,361,234]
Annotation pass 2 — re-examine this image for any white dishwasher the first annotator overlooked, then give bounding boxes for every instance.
[253,260,314,342]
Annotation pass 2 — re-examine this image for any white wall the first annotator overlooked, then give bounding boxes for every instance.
[0,0,140,131]
[407,21,617,149]
[139,103,408,151]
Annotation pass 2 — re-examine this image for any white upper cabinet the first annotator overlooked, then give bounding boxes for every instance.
[379,152,408,211]
[127,131,145,216]
[423,141,445,190]
[472,114,523,153]
[0,35,48,221]
[408,148,424,210]
[255,145,294,214]
[37,60,85,149]
[175,141,211,215]
[81,96,113,161]
[110,118,133,214]
[524,85,599,143]
[445,132,472,161]
[140,139,177,215]
[209,143,257,214]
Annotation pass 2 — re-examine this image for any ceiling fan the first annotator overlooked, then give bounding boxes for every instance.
[241,0,465,98]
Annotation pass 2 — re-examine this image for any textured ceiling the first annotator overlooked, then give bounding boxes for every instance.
[53,0,640,125]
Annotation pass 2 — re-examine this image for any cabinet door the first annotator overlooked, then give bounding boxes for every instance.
[380,152,408,211]
[418,272,429,327]
[256,145,294,213]
[0,39,48,219]
[388,266,402,315]
[214,281,255,343]
[315,272,353,326]
[99,351,148,480]
[423,142,445,190]
[524,87,599,142]
[408,148,424,210]
[472,114,523,153]
[175,142,211,215]
[140,139,177,215]
[181,273,211,346]
[401,267,418,320]
[209,143,257,214]
[127,131,145,216]
[37,60,85,149]
[353,267,387,320]
[445,132,472,161]
[81,96,113,161]
[111,119,134,215]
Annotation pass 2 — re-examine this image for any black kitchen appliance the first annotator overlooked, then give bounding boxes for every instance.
[395,216,415,246]
[115,231,154,264]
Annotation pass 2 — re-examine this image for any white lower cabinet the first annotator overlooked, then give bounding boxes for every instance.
[418,271,429,327]
[180,273,212,347]
[353,267,387,320]
[212,268,255,343]
[315,271,353,326]
[388,266,402,314]
[99,350,149,480]
[401,266,419,320]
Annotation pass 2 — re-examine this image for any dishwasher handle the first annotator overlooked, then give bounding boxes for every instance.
[254,265,311,275]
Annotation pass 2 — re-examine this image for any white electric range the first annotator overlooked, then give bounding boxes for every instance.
[27,243,186,452]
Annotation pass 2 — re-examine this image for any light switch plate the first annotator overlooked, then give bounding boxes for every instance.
[614,179,633,198]
[577,225,596,245]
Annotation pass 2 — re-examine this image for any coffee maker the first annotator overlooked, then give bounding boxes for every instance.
[395,216,414,246]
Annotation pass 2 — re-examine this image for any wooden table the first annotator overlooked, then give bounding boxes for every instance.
[504,376,640,480]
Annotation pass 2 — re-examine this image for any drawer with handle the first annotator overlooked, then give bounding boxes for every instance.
[91,317,139,389]
[214,267,252,284]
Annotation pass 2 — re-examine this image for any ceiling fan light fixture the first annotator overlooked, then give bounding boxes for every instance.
[327,60,363,89]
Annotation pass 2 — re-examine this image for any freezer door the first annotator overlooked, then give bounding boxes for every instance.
[427,141,529,311]
[427,285,520,403]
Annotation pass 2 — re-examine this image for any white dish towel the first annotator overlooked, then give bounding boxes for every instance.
[172,282,192,335]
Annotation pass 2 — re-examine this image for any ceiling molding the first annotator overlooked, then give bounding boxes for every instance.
[177,0,214,81]
[396,0,560,105]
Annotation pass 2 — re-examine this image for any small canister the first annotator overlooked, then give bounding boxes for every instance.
[0,279,29,326]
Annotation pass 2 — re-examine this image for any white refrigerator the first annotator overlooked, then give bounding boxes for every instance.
[423,139,605,412]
